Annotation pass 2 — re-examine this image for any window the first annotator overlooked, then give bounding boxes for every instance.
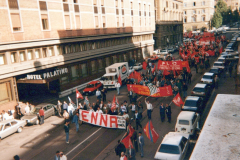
[166,1,168,8]
[42,48,47,57]
[0,54,6,65]
[81,63,88,77]
[139,3,141,16]
[192,16,196,22]
[91,60,97,74]
[115,0,118,7]
[122,9,124,15]
[19,51,25,61]
[102,16,106,28]
[8,0,22,32]
[57,46,62,55]
[60,76,69,84]
[202,9,205,13]
[193,2,196,6]
[11,52,17,63]
[49,47,54,56]
[131,17,133,26]
[71,65,79,80]
[121,0,123,8]
[93,0,97,5]
[35,49,40,59]
[173,3,174,8]
[8,0,19,9]
[184,11,186,15]
[64,15,71,29]
[94,6,98,13]
[117,17,119,27]
[27,50,33,60]
[184,3,187,7]
[144,4,146,16]
[184,17,187,23]
[176,4,178,9]
[39,1,49,30]
[193,10,196,14]
[202,1,205,6]
[116,8,119,15]
[101,0,104,6]
[11,121,17,126]
[122,17,124,27]
[98,59,104,71]
[202,16,205,21]
[95,16,99,28]
[131,2,133,16]
[75,15,80,29]
[102,6,105,14]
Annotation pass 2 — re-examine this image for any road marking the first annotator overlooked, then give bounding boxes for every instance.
[66,127,102,156]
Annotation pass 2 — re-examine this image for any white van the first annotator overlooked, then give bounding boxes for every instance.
[175,111,200,136]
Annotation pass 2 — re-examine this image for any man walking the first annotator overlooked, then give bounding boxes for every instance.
[182,82,188,98]
[39,107,44,125]
[128,145,136,160]
[131,128,138,152]
[63,101,68,112]
[214,75,219,89]
[145,98,153,120]
[165,104,171,123]
[59,152,67,160]
[134,110,142,130]
[57,100,62,117]
[115,140,126,158]
[64,121,70,144]
[159,103,165,122]
[138,131,144,158]
[115,81,121,95]
[72,112,79,132]
[54,151,60,160]
[128,89,133,103]
[96,89,102,101]
[101,88,107,102]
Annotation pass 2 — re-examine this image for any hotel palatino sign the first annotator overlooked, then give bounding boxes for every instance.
[26,68,68,80]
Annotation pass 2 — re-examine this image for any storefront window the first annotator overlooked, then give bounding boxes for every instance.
[19,51,25,62]
[71,45,76,53]
[123,54,127,61]
[112,55,117,63]
[49,47,54,56]
[105,57,110,67]
[11,52,17,63]
[81,63,88,77]
[42,48,47,57]
[129,51,133,59]
[98,59,104,72]
[138,49,142,60]
[28,50,33,60]
[35,49,40,59]
[71,65,79,81]
[119,54,123,62]
[0,81,12,105]
[0,54,6,65]
[91,60,97,74]
[60,76,69,85]
[57,46,62,55]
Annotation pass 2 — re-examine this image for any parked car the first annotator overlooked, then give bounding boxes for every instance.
[21,103,56,125]
[200,72,215,86]
[209,67,221,76]
[168,47,175,53]
[0,119,27,140]
[133,63,143,71]
[175,111,200,136]
[83,80,103,95]
[217,57,226,64]
[154,132,190,160]
[182,96,204,113]
[191,83,211,102]
[213,62,225,71]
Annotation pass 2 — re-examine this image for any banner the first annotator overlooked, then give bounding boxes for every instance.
[143,120,159,143]
[129,71,142,82]
[143,61,147,70]
[172,93,184,107]
[127,84,173,97]
[76,89,83,99]
[206,50,215,56]
[79,110,126,129]
[118,74,122,86]
[158,60,182,70]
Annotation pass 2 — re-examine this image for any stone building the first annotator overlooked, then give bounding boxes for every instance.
[183,0,215,31]
[0,0,155,112]
[154,0,183,49]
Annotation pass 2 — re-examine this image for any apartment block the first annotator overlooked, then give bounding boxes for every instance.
[0,0,155,112]
[183,0,214,31]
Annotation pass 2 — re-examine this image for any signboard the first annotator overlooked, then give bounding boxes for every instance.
[79,110,126,129]
[26,68,68,80]
[158,60,182,70]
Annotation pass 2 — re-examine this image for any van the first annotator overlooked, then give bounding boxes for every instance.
[175,111,200,136]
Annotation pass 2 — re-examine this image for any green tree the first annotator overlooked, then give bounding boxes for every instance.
[211,10,222,28]
[233,9,239,22]
[216,0,228,14]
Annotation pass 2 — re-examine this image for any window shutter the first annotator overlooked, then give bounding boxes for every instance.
[63,4,69,12]
[65,15,71,29]
[39,1,47,11]
[74,4,79,13]
[8,0,19,9]
[11,13,21,28]
[75,15,80,29]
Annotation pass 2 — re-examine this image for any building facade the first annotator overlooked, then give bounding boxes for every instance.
[0,0,155,112]
[183,0,214,31]
[154,0,183,49]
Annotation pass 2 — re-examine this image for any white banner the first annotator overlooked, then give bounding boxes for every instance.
[79,110,126,129]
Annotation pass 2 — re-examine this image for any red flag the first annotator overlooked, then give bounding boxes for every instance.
[76,89,83,99]
[128,125,135,137]
[111,95,116,112]
[143,120,159,143]
[118,74,122,86]
[163,70,170,76]
[172,93,184,107]
[121,135,133,148]
[142,61,147,70]
[152,65,156,73]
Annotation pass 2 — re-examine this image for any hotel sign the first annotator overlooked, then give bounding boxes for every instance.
[26,68,68,80]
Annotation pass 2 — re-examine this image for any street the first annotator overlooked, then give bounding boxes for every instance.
[0,27,239,160]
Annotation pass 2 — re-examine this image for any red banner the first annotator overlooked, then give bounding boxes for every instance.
[143,61,147,70]
[127,85,173,97]
[206,50,215,56]
[129,71,142,82]
[172,93,184,107]
[143,120,159,143]
[158,60,182,70]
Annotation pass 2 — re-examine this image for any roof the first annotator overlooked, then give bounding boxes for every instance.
[177,111,195,120]
[35,103,54,108]
[103,73,117,76]
[204,72,214,76]
[186,96,200,101]
[210,67,219,70]
[162,132,187,145]
[88,80,100,84]
[190,94,240,160]
[195,83,207,88]
[106,62,127,68]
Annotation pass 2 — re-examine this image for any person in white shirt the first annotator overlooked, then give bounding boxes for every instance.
[24,104,30,114]
[145,98,153,120]
[96,89,102,101]
[130,102,136,118]
[67,103,75,117]
[2,110,9,121]
[89,107,94,112]
[120,152,127,160]
[115,82,121,95]
[120,103,126,115]
[96,107,103,114]
[59,152,67,160]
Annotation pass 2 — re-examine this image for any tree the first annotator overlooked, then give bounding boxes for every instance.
[216,0,228,14]
[186,28,191,32]
[233,9,239,22]
[211,10,222,28]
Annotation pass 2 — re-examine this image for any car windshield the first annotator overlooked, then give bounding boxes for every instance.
[159,144,180,154]
[210,69,217,73]
[100,77,108,81]
[179,120,189,125]
[104,76,115,80]
[86,84,95,88]
[193,87,205,92]
[31,107,41,114]
[218,59,224,62]
[203,75,213,79]
[214,63,223,66]
[185,100,197,106]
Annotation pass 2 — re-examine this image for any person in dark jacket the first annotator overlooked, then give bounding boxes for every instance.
[101,88,107,102]
[159,103,165,122]
[115,140,126,157]
[165,104,171,123]
[64,121,70,144]
[182,82,188,98]
[131,128,138,152]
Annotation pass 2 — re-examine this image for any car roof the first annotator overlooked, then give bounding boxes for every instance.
[214,62,223,64]
[195,83,207,88]
[178,111,195,120]
[210,67,219,70]
[88,80,100,84]
[0,119,17,124]
[35,103,55,108]
[204,72,214,76]
[186,96,200,101]
[162,132,186,145]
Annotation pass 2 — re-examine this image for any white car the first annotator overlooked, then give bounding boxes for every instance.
[133,63,143,71]
[201,72,215,85]
[222,25,230,30]
[154,132,190,160]
[129,66,135,74]
[175,111,200,136]
[168,47,175,53]
[213,62,225,70]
